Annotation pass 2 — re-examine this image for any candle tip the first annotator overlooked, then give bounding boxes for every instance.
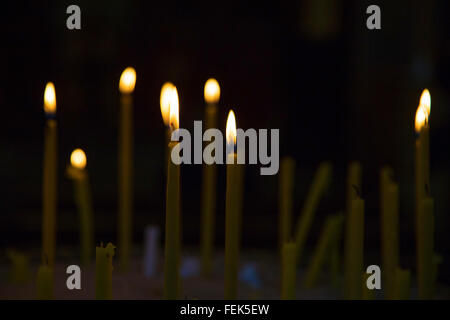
[204,78,220,104]
[44,82,56,115]
[119,67,136,93]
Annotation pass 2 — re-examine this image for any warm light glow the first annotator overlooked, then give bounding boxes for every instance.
[119,67,136,93]
[415,105,427,133]
[70,148,87,170]
[44,82,56,114]
[419,89,431,116]
[160,82,174,126]
[204,78,220,104]
[226,110,237,147]
[169,86,179,130]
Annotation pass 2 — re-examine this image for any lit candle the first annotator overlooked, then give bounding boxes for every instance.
[95,242,116,300]
[118,67,136,271]
[66,149,94,265]
[281,241,297,299]
[224,110,242,299]
[164,86,181,300]
[160,82,175,166]
[294,162,332,263]
[278,157,295,249]
[42,82,58,268]
[345,194,364,299]
[417,197,434,299]
[36,255,53,300]
[380,167,398,299]
[304,214,343,288]
[201,78,220,277]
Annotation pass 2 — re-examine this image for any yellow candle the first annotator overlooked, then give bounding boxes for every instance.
[294,162,332,263]
[118,67,136,271]
[201,78,220,277]
[380,167,398,299]
[278,157,295,250]
[417,197,434,299]
[345,196,364,299]
[224,110,242,299]
[394,268,410,300]
[95,243,116,300]
[304,214,343,288]
[281,241,297,299]
[67,149,94,265]
[42,82,58,268]
[36,262,53,300]
[163,87,181,300]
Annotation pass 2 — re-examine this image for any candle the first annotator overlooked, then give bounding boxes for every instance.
[66,149,94,265]
[294,162,332,263]
[42,82,58,268]
[36,262,53,300]
[7,250,31,284]
[345,195,364,299]
[201,78,220,277]
[118,67,136,271]
[160,82,175,166]
[304,214,343,288]
[394,268,410,300]
[362,272,374,300]
[380,167,398,299]
[278,157,295,250]
[95,243,116,300]
[417,197,434,299]
[164,86,181,300]
[224,110,242,299]
[281,241,297,299]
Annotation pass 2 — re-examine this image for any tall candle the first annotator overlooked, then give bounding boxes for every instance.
[346,196,364,299]
[163,86,181,300]
[294,162,332,263]
[118,67,136,271]
[201,78,220,277]
[36,263,53,300]
[417,197,434,299]
[281,241,297,299]
[95,242,116,300]
[380,167,398,299]
[224,110,241,299]
[304,214,343,288]
[279,157,295,250]
[42,82,58,268]
[67,149,94,265]
[160,82,175,166]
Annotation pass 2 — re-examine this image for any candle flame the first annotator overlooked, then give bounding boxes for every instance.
[70,148,87,170]
[226,110,237,147]
[415,105,427,133]
[419,89,431,116]
[169,86,179,131]
[160,82,175,126]
[204,78,220,104]
[44,82,56,115]
[119,67,136,93]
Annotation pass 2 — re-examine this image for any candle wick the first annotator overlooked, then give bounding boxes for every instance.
[352,185,361,197]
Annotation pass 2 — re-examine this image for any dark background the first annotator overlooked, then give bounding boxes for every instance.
[1,1,450,282]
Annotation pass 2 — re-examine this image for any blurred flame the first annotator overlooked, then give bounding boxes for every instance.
[44,82,56,114]
[419,89,431,116]
[169,86,179,130]
[160,82,174,126]
[119,67,136,93]
[204,78,220,104]
[415,105,427,133]
[226,110,237,147]
[70,148,87,170]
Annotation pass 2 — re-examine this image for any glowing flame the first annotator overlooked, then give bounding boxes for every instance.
[70,148,87,170]
[44,82,56,115]
[160,82,174,126]
[415,105,427,133]
[169,86,179,130]
[419,89,431,116]
[119,67,136,93]
[204,78,220,104]
[226,110,237,147]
